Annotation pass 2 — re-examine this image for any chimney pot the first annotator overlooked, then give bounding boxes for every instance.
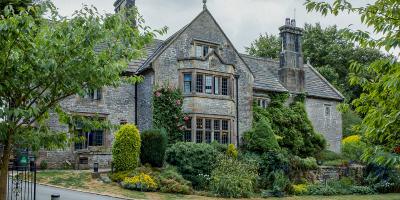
[285,18,291,26]
[291,19,296,27]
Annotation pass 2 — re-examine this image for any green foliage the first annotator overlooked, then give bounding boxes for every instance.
[226,144,238,159]
[152,86,185,144]
[243,118,279,153]
[365,164,400,193]
[305,180,376,196]
[270,170,291,197]
[246,33,281,59]
[342,109,363,137]
[159,165,193,195]
[290,156,318,171]
[39,160,48,170]
[254,93,326,157]
[209,156,258,198]
[140,129,168,167]
[109,171,132,183]
[258,150,289,190]
[305,0,400,168]
[342,136,366,163]
[315,150,343,162]
[112,124,141,172]
[165,142,220,188]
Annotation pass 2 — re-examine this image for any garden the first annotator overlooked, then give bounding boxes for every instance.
[101,86,400,199]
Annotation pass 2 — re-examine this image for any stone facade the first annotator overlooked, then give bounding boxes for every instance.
[42,1,344,168]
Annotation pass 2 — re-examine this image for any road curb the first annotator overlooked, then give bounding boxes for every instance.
[37,182,143,200]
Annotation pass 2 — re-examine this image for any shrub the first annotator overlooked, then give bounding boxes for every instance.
[112,124,141,171]
[140,129,168,167]
[365,164,400,193]
[210,141,228,153]
[109,171,133,183]
[350,186,375,194]
[122,173,158,192]
[243,118,279,153]
[307,184,337,196]
[166,142,220,187]
[342,135,366,163]
[258,150,289,189]
[292,184,308,195]
[290,156,318,171]
[152,86,185,143]
[209,156,258,198]
[226,144,238,159]
[270,170,291,197]
[316,149,342,162]
[159,165,193,194]
[40,160,48,170]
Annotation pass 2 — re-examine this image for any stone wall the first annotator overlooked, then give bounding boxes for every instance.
[137,71,154,131]
[310,165,365,184]
[43,84,136,169]
[305,97,342,153]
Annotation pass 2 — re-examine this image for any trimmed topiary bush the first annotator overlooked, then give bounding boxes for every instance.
[140,129,168,167]
[112,124,141,172]
[226,144,238,159]
[243,118,279,153]
[166,142,220,188]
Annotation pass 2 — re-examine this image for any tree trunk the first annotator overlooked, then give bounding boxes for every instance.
[0,138,11,200]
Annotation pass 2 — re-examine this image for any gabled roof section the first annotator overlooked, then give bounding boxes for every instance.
[241,54,287,92]
[135,8,253,76]
[126,39,164,73]
[304,64,345,101]
[241,53,344,101]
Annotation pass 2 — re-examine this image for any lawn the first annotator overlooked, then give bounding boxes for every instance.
[36,170,400,200]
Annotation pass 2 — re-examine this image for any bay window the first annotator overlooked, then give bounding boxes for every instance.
[183,116,231,144]
[182,71,232,97]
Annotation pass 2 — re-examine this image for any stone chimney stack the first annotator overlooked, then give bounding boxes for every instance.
[278,18,305,93]
[114,0,135,13]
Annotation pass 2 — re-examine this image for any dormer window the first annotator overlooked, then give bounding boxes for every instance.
[194,42,218,58]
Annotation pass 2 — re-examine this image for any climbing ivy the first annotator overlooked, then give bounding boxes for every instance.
[152,85,185,144]
[254,92,326,157]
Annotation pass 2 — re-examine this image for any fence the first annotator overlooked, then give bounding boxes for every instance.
[7,159,36,200]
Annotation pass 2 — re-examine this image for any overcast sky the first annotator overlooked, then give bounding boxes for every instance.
[52,0,372,53]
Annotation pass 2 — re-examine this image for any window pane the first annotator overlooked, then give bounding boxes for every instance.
[196,118,203,129]
[203,46,209,57]
[196,74,203,93]
[184,131,192,142]
[74,131,85,150]
[214,120,220,130]
[96,89,102,100]
[214,77,219,95]
[205,76,212,94]
[195,45,203,57]
[222,78,228,95]
[205,131,211,143]
[196,131,203,143]
[184,73,192,94]
[222,132,228,144]
[214,131,220,143]
[95,130,103,146]
[205,119,211,129]
[222,120,229,130]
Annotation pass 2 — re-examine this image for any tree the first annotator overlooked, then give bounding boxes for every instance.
[305,0,400,167]
[246,33,281,59]
[1,0,33,15]
[0,1,164,198]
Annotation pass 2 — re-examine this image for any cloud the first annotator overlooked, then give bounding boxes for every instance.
[52,0,373,52]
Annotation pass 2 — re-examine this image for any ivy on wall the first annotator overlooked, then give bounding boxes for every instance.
[253,92,326,157]
[152,85,185,144]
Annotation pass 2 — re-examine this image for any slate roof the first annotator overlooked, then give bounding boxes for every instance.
[240,54,344,101]
[240,54,287,92]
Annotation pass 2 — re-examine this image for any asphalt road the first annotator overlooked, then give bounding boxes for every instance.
[36,184,126,200]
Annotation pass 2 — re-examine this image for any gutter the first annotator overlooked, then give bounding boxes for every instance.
[135,84,138,125]
[234,74,240,148]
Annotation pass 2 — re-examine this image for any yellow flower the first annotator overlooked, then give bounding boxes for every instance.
[124,173,158,190]
[293,184,308,195]
[342,135,361,145]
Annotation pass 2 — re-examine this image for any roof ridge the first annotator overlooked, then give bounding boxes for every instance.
[240,53,279,63]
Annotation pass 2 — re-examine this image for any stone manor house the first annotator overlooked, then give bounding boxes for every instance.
[43,0,344,169]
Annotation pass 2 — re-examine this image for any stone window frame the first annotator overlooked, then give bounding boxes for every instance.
[184,114,232,145]
[192,40,219,58]
[71,113,109,152]
[324,104,332,118]
[78,87,105,103]
[256,98,269,108]
[179,69,235,100]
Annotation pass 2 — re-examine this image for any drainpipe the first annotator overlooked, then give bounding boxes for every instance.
[234,74,240,148]
[135,83,138,125]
